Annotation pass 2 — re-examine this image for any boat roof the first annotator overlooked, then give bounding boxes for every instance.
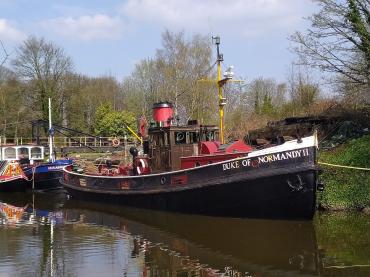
[0,145,45,161]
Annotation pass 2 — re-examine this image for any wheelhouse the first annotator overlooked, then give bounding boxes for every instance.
[0,145,45,164]
[147,123,219,172]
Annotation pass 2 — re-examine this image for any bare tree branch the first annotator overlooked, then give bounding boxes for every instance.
[290,0,370,89]
[12,36,73,123]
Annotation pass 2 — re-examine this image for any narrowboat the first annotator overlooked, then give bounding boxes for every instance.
[0,145,72,191]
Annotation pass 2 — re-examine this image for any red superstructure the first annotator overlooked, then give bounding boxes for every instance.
[180,140,252,169]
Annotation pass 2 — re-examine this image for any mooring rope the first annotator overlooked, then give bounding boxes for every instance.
[318,161,370,171]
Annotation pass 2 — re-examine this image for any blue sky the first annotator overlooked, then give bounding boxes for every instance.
[0,0,317,83]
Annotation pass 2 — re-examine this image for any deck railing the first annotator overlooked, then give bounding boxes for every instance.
[0,136,130,148]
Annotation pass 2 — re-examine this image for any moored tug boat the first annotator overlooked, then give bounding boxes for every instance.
[62,101,321,219]
[61,37,322,219]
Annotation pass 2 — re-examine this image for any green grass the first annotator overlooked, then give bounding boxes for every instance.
[318,134,370,210]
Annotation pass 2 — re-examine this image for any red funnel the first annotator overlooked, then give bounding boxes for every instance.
[152,102,173,127]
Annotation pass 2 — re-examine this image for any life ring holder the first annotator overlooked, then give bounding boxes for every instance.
[176,132,185,142]
[112,138,120,147]
[136,158,148,175]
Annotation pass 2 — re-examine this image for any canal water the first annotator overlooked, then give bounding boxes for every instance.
[0,191,369,277]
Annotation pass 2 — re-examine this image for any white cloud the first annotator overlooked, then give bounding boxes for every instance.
[41,14,126,40]
[120,0,314,37]
[0,19,26,41]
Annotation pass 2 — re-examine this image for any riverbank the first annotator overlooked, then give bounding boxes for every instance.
[318,134,370,212]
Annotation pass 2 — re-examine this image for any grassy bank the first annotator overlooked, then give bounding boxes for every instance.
[318,134,370,211]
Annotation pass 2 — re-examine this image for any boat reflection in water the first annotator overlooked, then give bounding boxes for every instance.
[66,200,320,276]
[0,191,323,276]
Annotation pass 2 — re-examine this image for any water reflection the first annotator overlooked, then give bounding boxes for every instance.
[0,191,369,276]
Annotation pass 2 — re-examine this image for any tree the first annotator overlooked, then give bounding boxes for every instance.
[291,0,370,89]
[245,78,284,115]
[0,41,10,81]
[121,30,215,123]
[12,37,73,123]
[94,103,137,138]
[156,31,214,121]
[0,74,29,138]
[287,64,320,114]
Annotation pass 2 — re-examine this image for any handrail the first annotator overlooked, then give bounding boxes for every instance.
[0,136,132,147]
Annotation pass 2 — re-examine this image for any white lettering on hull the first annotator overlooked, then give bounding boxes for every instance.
[222,148,310,171]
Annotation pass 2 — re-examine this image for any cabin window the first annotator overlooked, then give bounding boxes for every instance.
[150,135,157,148]
[202,131,215,141]
[188,132,199,143]
[159,135,164,147]
[164,132,169,146]
[4,147,16,159]
[17,147,29,159]
[175,132,186,144]
[30,147,43,159]
[214,131,219,141]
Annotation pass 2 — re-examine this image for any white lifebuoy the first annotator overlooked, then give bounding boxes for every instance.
[112,138,120,147]
[136,158,148,175]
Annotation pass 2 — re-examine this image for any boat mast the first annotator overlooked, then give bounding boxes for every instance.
[48,98,55,162]
[213,36,225,144]
[213,36,235,144]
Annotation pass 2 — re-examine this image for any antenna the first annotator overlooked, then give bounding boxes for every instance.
[212,36,223,62]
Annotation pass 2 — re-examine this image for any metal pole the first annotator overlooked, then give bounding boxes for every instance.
[49,98,54,162]
[213,36,225,144]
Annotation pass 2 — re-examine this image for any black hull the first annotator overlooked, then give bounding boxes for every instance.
[0,172,63,192]
[0,179,28,192]
[63,168,317,219]
[62,143,320,220]
[29,172,63,190]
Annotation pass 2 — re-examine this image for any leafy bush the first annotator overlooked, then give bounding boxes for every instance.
[94,103,137,138]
